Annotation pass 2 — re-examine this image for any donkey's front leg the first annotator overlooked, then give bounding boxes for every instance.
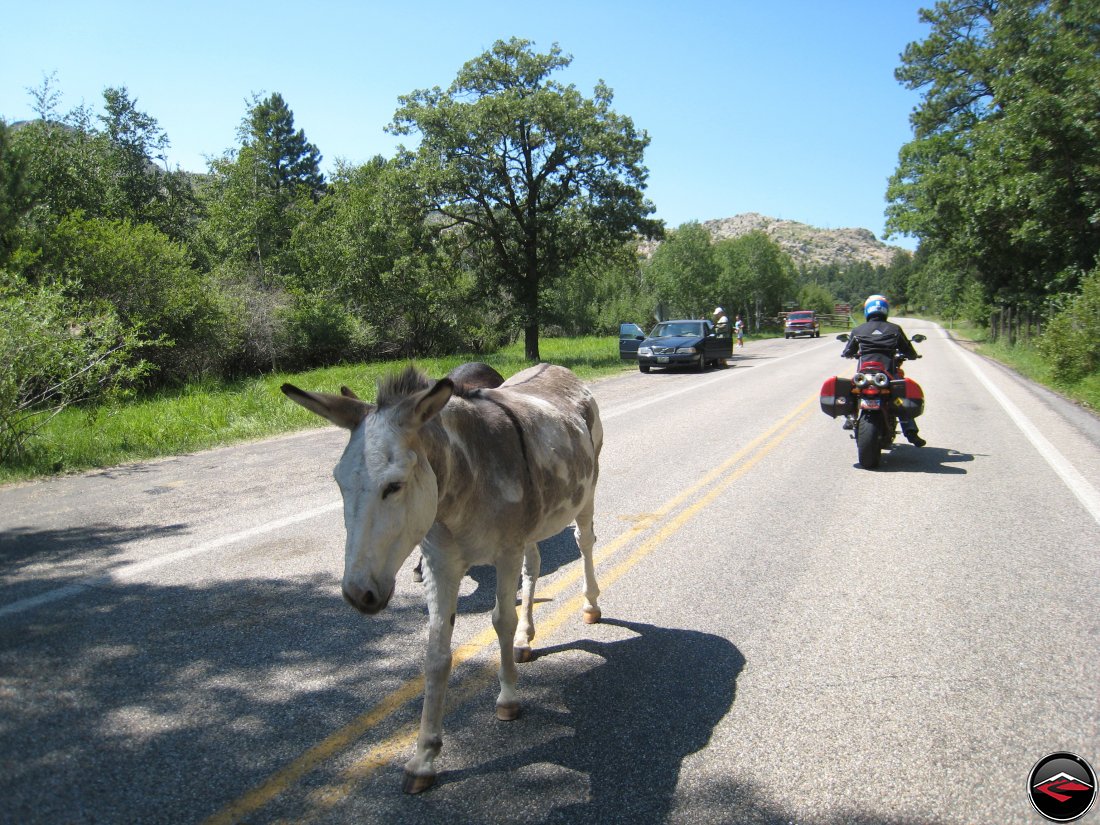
[576,502,602,624]
[403,574,461,794]
[513,542,540,663]
[493,549,525,720]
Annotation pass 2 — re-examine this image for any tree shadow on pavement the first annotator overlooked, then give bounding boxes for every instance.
[0,573,421,824]
[0,522,188,603]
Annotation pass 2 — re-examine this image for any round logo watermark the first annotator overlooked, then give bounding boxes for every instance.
[1028,752,1096,822]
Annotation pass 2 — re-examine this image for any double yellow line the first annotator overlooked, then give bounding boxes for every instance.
[205,393,817,824]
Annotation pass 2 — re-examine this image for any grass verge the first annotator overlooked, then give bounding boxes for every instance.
[0,337,635,486]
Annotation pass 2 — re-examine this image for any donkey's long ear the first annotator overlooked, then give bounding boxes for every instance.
[405,378,453,429]
[282,384,373,430]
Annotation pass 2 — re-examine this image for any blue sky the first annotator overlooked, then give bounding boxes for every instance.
[1,1,930,250]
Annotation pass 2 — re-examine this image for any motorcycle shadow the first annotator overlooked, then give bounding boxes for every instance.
[859,445,976,474]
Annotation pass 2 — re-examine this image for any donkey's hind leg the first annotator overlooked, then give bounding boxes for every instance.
[576,502,601,624]
[513,542,540,663]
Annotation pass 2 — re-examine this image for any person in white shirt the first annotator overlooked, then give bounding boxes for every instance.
[712,306,730,336]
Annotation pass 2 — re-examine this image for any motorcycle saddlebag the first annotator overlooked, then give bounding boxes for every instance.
[819,376,854,418]
[890,377,925,419]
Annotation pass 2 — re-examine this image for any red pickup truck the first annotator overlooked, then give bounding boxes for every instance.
[784,310,820,339]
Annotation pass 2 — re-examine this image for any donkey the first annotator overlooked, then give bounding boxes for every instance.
[281,362,603,793]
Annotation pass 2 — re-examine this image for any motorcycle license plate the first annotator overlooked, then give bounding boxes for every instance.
[657,356,669,364]
[861,399,882,409]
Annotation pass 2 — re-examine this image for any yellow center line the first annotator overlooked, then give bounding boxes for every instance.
[204,394,817,824]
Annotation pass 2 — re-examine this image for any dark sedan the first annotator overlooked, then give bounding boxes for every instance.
[636,319,732,373]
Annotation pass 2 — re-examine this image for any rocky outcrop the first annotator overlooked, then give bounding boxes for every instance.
[642,213,907,269]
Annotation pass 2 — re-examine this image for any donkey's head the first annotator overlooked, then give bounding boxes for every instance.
[281,371,453,614]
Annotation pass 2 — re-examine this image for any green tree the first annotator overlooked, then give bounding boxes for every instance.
[99,87,169,217]
[98,86,200,242]
[0,120,34,266]
[244,92,324,198]
[389,38,657,360]
[643,222,719,319]
[291,156,481,357]
[10,79,198,244]
[883,249,915,307]
[905,246,987,322]
[544,241,652,334]
[797,283,835,315]
[887,0,1100,311]
[1039,264,1100,381]
[13,76,107,224]
[204,92,324,284]
[714,231,795,329]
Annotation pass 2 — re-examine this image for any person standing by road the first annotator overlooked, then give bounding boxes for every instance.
[734,315,744,348]
[712,306,730,336]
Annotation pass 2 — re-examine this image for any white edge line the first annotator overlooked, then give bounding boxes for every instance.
[1,500,342,620]
[947,329,1100,526]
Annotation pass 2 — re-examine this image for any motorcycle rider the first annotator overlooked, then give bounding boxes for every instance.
[840,294,926,447]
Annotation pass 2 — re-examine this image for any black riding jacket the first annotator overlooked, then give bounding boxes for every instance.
[841,319,919,363]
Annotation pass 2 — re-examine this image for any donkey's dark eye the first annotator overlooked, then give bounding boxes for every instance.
[382,482,403,500]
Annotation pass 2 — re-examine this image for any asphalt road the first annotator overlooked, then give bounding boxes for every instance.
[2,319,1099,825]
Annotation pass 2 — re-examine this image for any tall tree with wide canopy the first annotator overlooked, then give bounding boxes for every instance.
[389,38,657,360]
[886,0,1100,311]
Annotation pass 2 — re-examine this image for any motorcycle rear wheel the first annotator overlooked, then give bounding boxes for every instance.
[856,413,882,469]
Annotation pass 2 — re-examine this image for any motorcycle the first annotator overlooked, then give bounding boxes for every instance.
[819,333,927,469]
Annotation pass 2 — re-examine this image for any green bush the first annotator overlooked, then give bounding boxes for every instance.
[274,292,377,370]
[1039,266,1100,382]
[0,273,146,462]
[29,213,233,383]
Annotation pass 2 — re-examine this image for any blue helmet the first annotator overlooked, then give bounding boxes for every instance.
[864,294,889,320]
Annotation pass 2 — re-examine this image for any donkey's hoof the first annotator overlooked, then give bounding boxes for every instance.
[582,607,602,624]
[411,570,423,583]
[496,701,520,721]
[402,770,436,794]
[514,645,533,663]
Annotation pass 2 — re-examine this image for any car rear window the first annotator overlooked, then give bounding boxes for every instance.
[652,322,702,337]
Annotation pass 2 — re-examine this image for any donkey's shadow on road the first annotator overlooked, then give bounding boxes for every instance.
[456,526,581,614]
[438,618,745,823]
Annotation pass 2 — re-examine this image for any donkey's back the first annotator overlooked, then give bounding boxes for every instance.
[473,364,602,543]
[497,362,602,452]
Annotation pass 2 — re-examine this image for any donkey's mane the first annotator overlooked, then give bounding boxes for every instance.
[376,366,434,408]
[376,365,491,410]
